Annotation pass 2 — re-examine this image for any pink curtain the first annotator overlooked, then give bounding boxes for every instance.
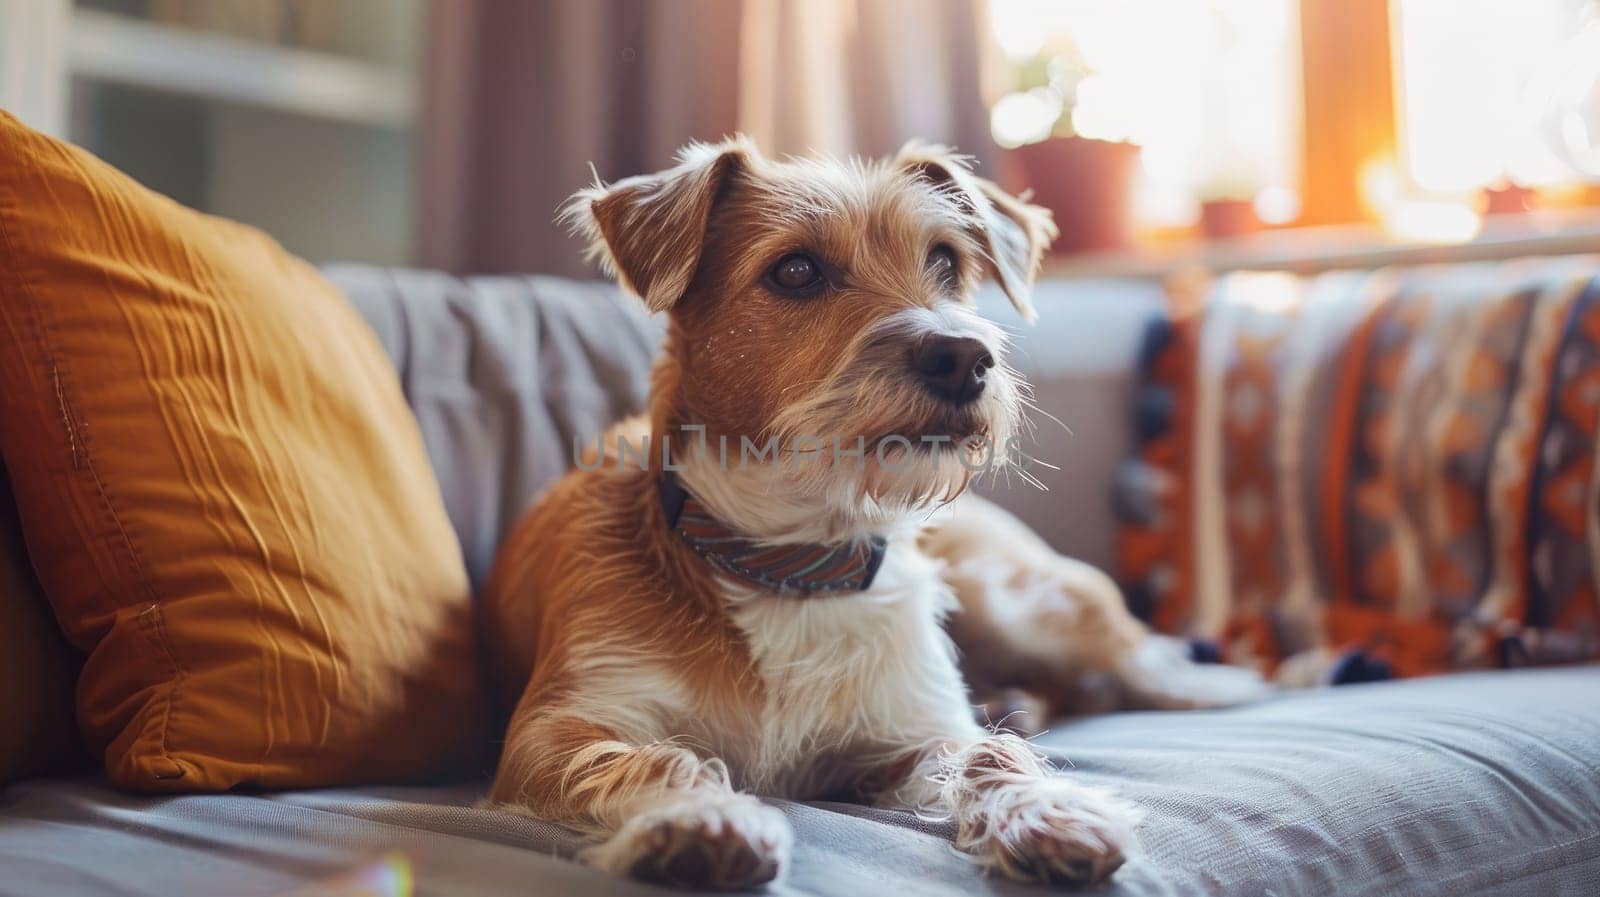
[416,0,994,278]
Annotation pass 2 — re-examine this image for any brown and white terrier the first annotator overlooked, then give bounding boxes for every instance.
[483,137,1266,890]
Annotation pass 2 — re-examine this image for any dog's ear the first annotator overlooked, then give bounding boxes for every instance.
[564,137,753,313]
[896,142,1057,323]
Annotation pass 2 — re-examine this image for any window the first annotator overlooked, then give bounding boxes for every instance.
[987,0,1302,229]
[1393,0,1600,196]
[987,0,1600,246]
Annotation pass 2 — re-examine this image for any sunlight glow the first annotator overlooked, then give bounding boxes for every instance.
[1382,200,1484,244]
[991,89,1059,149]
[1361,155,1482,243]
[987,0,1300,227]
[296,852,414,897]
[1394,0,1593,193]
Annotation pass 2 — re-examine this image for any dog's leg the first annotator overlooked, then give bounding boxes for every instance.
[488,714,790,890]
[881,733,1141,886]
[924,494,1270,715]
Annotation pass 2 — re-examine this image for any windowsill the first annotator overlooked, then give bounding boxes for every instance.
[1041,209,1600,280]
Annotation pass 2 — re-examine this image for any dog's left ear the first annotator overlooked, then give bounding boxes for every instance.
[564,136,753,313]
[896,142,1057,323]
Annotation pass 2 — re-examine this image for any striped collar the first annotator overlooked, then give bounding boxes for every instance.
[657,472,887,595]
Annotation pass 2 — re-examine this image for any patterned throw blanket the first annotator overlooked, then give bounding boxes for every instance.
[1117,257,1600,682]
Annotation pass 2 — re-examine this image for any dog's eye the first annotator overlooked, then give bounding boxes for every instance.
[767,253,825,296]
[927,244,959,290]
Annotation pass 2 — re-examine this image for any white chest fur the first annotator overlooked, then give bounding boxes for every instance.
[706,538,983,797]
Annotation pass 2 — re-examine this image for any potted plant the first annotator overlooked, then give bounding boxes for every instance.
[1198,167,1263,239]
[991,46,1140,254]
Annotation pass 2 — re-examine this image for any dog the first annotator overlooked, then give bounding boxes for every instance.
[482,137,1267,890]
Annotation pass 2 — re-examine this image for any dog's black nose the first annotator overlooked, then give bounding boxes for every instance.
[911,335,993,405]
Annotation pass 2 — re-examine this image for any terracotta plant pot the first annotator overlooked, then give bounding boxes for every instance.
[1199,199,1261,239]
[1003,137,1140,254]
[1482,184,1536,216]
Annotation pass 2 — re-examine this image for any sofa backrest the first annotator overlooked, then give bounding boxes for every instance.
[326,266,661,590]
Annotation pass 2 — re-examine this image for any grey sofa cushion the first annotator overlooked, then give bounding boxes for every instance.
[3,668,1596,896]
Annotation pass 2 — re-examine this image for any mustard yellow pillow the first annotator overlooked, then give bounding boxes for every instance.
[0,111,484,791]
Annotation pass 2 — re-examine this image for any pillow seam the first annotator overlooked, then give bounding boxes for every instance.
[135,604,188,780]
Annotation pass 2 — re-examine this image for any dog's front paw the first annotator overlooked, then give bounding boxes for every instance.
[583,792,792,890]
[961,778,1142,887]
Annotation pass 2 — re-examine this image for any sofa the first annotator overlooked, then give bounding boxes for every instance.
[2,266,1596,897]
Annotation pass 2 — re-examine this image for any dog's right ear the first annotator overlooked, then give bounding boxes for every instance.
[563,137,753,313]
[895,142,1057,323]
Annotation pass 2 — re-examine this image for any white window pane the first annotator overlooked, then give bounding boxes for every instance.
[1394,0,1594,193]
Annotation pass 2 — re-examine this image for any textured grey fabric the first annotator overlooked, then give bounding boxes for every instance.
[322,266,662,590]
[323,266,1157,587]
[3,669,1597,896]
